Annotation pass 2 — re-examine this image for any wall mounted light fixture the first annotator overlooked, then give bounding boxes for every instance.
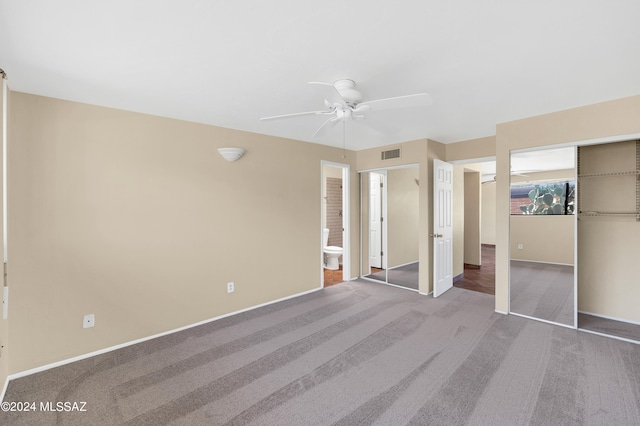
[218,147,245,162]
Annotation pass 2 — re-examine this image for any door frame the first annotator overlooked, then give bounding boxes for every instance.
[321,161,350,286]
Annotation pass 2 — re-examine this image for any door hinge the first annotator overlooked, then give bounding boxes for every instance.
[380,217,384,222]
[380,251,384,256]
[380,182,383,188]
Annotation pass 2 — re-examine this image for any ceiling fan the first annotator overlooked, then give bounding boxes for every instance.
[260,79,432,138]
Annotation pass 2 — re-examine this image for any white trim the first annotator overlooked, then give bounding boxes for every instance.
[449,156,496,166]
[359,171,363,278]
[358,276,422,294]
[510,259,574,267]
[578,310,640,327]
[357,163,419,173]
[388,260,418,270]
[341,164,351,281]
[2,78,7,264]
[359,276,388,285]
[495,309,508,315]
[384,282,419,293]
[2,286,322,389]
[381,171,387,271]
[510,311,577,329]
[418,291,432,296]
[573,146,578,328]
[578,328,640,345]
[510,132,640,154]
[0,376,7,404]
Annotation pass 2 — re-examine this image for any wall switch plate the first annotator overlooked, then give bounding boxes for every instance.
[517,243,523,250]
[227,282,235,293]
[83,314,95,329]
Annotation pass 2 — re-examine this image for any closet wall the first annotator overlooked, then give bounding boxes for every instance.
[578,140,640,323]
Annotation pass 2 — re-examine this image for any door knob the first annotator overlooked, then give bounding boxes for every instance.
[430,233,443,238]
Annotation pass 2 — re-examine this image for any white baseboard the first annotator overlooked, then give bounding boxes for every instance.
[388,261,419,270]
[510,259,574,267]
[495,309,508,315]
[578,310,640,326]
[2,286,322,401]
[0,376,8,406]
[509,311,576,329]
[578,328,640,345]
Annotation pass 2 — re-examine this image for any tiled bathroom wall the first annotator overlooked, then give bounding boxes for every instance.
[326,177,343,248]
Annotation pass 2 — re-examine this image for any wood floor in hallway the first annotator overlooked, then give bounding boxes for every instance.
[454,244,495,295]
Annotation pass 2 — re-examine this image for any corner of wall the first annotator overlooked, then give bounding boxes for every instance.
[0,75,8,401]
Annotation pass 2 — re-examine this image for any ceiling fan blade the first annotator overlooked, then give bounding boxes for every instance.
[358,93,432,110]
[312,116,339,138]
[351,104,371,114]
[260,110,329,121]
[308,82,348,108]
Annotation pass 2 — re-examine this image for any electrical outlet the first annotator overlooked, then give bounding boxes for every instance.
[517,243,523,250]
[83,314,95,329]
[227,282,235,293]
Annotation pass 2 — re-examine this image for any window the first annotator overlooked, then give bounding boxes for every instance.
[510,181,575,215]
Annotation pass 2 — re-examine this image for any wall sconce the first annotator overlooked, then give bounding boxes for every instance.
[218,147,245,162]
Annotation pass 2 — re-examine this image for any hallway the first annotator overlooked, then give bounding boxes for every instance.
[454,244,495,295]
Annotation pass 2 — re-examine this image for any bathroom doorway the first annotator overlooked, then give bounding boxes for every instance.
[321,161,350,287]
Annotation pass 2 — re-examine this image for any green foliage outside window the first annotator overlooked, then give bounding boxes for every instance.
[512,182,575,215]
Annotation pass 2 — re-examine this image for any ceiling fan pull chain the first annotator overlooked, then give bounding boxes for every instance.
[342,119,346,159]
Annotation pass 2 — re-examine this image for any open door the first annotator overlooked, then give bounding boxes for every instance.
[433,159,453,297]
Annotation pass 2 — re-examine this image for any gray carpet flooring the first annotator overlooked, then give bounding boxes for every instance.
[510,260,575,326]
[2,280,640,425]
[365,262,419,290]
[579,312,640,343]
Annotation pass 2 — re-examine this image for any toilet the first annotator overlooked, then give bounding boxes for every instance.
[323,228,343,270]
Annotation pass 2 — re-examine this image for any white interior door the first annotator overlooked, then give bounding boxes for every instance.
[369,173,382,268]
[433,160,453,297]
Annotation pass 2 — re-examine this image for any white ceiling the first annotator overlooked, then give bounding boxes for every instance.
[1,1,640,151]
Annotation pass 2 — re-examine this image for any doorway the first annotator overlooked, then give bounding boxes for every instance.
[449,159,497,296]
[321,161,350,287]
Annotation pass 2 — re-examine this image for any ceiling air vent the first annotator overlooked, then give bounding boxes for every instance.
[381,148,401,160]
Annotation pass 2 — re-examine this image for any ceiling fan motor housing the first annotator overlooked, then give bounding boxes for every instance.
[334,79,363,107]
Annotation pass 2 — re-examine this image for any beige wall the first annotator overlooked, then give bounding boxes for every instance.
[496,94,640,317]
[452,165,465,277]
[446,136,496,162]
[464,170,481,266]
[481,181,496,245]
[387,167,419,268]
[0,79,8,391]
[8,92,358,373]
[510,216,574,265]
